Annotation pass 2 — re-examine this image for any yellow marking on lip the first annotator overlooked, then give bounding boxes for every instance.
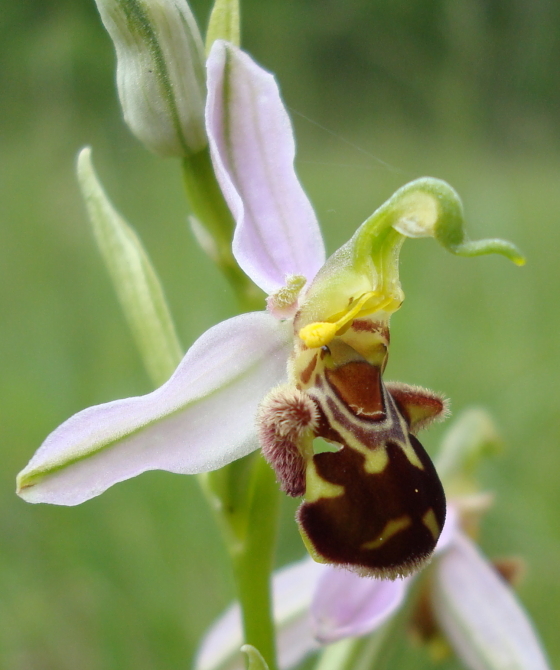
[304,460,344,503]
[361,515,412,550]
[422,508,440,541]
[363,447,389,474]
[401,437,424,469]
[298,525,329,564]
[390,399,425,470]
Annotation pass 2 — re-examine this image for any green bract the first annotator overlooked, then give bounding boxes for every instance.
[77,148,183,386]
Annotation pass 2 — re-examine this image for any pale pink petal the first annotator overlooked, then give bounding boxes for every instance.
[17,312,291,506]
[311,567,408,643]
[206,40,325,294]
[195,556,326,670]
[432,532,551,670]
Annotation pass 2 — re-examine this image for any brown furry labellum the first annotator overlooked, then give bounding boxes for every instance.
[300,340,448,580]
[258,336,450,580]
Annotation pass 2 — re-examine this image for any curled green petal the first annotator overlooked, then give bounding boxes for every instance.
[296,177,525,341]
[388,178,525,265]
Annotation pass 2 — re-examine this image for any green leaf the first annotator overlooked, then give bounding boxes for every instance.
[77,147,183,386]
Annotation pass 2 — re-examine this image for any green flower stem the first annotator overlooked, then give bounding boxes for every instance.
[182,149,264,312]
[231,457,280,670]
[202,455,280,670]
[84,137,278,667]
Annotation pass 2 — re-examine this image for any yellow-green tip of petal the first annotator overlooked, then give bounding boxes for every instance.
[448,237,526,266]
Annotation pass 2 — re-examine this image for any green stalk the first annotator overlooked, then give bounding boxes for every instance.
[201,455,280,670]
[87,122,279,667]
[230,457,280,669]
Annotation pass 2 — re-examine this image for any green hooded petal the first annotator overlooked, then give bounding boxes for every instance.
[296,177,524,346]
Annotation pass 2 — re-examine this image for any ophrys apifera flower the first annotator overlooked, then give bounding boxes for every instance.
[17,41,524,580]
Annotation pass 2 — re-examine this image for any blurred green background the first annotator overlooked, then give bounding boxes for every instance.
[1,0,559,668]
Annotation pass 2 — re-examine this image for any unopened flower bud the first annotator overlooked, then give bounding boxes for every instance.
[95,0,207,156]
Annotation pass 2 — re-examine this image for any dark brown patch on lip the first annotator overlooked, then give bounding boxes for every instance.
[297,436,446,577]
[300,354,318,385]
[326,362,384,419]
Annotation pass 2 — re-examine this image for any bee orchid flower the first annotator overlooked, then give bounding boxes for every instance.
[17,41,523,582]
[16,40,325,506]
